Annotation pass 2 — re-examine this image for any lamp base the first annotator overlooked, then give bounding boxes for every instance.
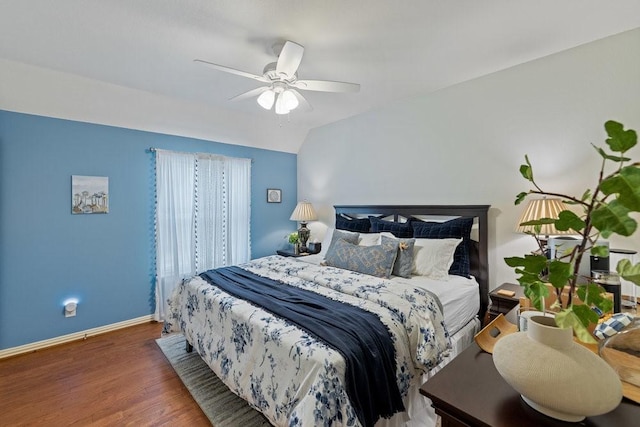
[298,222,310,253]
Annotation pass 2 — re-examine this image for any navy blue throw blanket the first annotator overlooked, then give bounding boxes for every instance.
[200,266,404,426]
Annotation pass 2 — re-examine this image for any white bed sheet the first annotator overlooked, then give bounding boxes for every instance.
[392,275,479,336]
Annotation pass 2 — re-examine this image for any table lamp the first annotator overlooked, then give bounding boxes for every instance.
[290,201,317,253]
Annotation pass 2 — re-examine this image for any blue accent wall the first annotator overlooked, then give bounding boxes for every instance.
[0,110,297,350]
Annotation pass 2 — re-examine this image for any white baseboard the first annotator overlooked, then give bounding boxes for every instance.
[0,314,155,359]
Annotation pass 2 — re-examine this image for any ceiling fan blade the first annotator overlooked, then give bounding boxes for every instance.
[290,89,313,112]
[229,86,270,102]
[292,79,360,93]
[276,41,304,79]
[194,59,270,82]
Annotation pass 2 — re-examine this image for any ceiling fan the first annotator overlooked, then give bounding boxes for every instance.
[195,40,360,115]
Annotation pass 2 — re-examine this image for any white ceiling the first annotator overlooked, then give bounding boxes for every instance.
[2,1,640,152]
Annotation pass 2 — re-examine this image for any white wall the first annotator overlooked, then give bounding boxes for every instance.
[0,59,306,154]
[298,28,640,289]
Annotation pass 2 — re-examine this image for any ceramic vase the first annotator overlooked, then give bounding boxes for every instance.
[493,316,622,422]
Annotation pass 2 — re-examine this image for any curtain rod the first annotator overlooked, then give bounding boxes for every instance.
[147,147,253,162]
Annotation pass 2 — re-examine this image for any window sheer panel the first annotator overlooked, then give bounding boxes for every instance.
[225,158,252,265]
[155,151,197,321]
[154,150,251,321]
[196,156,225,271]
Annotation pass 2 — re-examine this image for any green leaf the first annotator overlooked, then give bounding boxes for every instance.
[605,120,637,152]
[591,199,637,238]
[555,309,597,344]
[515,192,528,205]
[520,165,532,181]
[576,283,603,306]
[617,258,640,286]
[520,218,556,226]
[572,303,600,326]
[590,245,609,257]
[506,254,549,312]
[505,254,548,274]
[547,260,573,289]
[599,166,640,212]
[519,155,533,181]
[593,144,632,162]
[555,210,585,233]
[575,283,614,313]
[598,296,614,314]
[580,189,592,202]
[522,281,549,311]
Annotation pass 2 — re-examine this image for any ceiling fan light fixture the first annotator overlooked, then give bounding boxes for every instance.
[281,89,299,111]
[257,89,275,110]
[274,93,290,115]
[197,40,360,115]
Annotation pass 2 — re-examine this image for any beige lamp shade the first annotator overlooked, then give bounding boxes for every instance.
[290,201,318,222]
[515,198,575,236]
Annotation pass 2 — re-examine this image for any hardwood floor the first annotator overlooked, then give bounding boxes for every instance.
[0,322,211,426]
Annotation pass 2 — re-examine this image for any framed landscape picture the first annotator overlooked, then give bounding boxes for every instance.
[72,175,109,214]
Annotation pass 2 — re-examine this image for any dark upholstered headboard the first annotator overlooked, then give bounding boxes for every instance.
[334,205,490,319]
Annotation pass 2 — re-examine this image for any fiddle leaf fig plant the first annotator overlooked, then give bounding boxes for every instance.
[506,120,640,343]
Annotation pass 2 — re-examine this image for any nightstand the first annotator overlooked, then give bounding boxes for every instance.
[486,283,524,325]
[276,249,309,258]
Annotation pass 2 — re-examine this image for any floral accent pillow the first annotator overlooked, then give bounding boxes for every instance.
[325,238,399,278]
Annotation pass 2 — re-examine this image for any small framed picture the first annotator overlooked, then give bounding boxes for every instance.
[72,175,109,214]
[267,188,282,203]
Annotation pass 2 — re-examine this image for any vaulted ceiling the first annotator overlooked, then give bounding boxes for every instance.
[2,1,639,152]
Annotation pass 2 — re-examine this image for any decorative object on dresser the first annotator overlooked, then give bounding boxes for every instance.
[289,200,317,253]
[474,313,517,354]
[420,339,639,427]
[493,315,622,422]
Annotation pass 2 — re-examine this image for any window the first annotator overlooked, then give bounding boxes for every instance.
[154,149,251,320]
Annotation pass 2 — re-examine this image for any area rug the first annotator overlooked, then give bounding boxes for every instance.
[156,334,272,427]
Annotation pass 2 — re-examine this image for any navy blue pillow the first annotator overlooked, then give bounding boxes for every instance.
[411,217,473,278]
[335,214,371,233]
[369,217,413,238]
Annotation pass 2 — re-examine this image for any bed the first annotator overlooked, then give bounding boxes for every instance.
[165,204,490,427]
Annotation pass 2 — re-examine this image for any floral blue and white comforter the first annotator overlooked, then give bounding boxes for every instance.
[165,255,450,426]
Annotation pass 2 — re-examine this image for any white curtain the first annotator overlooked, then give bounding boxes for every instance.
[154,149,251,321]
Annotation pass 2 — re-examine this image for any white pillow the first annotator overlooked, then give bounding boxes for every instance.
[358,233,382,246]
[412,238,462,280]
[318,228,334,256]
